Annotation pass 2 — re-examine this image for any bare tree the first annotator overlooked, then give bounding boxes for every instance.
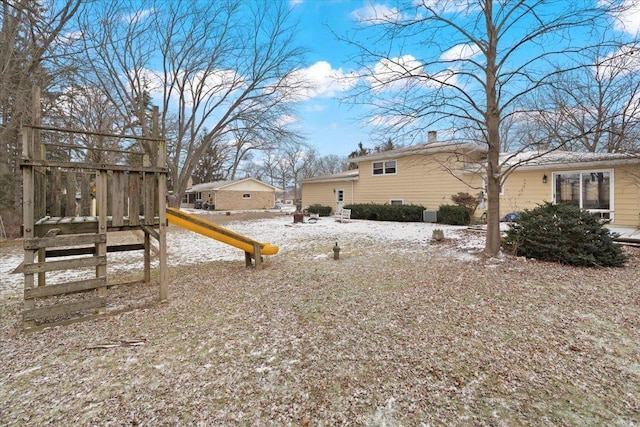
[0,0,81,212]
[346,1,634,256]
[77,0,307,206]
[191,133,228,184]
[279,140,313,202]
[529,43,640,153]
[225,118,303,180]
[310,152,348,176]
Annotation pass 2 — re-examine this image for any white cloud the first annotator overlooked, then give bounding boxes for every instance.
[351,3,405,24]
[57,30,83,45]
[125,67,244,109]
[176,68,244,106]
[596,44,640,77]
[285,61,358,101]
[440,43,482,62]
[607,0,640,35]
[366,55,425,92]
[414,0,476,15]
[121,8,155,24]
[365,55,461,92]
[275,114,298,127]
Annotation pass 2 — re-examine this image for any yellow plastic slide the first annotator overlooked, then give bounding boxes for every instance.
[166,208,279,255]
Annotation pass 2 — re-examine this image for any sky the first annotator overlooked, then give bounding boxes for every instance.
[286,0,371,157]
[58,1,640,160]
[280,0,640,158]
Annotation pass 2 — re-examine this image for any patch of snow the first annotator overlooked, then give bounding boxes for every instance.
[0,215,488,300]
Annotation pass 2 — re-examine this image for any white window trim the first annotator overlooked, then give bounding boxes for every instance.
[242,193,251,199]
[389,199,404,205]
[552,169,614,221]
[372,159,397,176]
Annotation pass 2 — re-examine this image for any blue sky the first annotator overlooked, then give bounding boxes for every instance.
[288,1,369,157]
[284,0,640,158]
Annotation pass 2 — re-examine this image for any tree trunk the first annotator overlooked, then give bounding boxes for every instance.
[484,1,502,258]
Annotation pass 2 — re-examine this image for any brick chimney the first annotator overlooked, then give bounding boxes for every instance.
[428,131,437,143]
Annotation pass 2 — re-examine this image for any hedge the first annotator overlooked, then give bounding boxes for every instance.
[345,203,425,222]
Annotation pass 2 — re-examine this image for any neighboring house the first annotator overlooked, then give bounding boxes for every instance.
[300,137,640,228]
[182,178,278,210]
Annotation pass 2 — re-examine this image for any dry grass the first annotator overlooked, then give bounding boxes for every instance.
[1,229,639,426]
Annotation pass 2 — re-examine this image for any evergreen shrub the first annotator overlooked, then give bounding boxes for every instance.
[346,203,424,222]
[307,204,333,216]
[502,202,628,267]
[438,204,471,225]
[451,192,479,219]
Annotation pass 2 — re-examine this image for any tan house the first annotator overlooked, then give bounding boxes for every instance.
[300,141,640,228]
[182,178,278,210]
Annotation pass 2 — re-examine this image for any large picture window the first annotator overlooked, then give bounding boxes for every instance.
[372,160,397,175]
[553,170,612,219]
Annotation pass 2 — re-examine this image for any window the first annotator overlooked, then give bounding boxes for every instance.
[553,170,613,219]
[372,160,397,175]
[390,199,403,205]
[242,193,251,199]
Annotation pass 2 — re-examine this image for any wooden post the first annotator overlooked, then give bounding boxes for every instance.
[96,170,108,314]
[154,106,168,302]
[22,125,36,329]
[144,231,151,283]
[254,243,263,269]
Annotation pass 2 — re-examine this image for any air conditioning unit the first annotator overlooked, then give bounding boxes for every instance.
[423,210,438,223]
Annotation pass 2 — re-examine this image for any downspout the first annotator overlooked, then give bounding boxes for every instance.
[351,180,355,204]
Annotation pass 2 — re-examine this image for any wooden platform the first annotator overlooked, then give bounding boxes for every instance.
[19,95,168,331]
[33,216,161,236]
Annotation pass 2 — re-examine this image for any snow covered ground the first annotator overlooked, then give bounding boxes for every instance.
[2,209,638,301]
[0,212,485,300]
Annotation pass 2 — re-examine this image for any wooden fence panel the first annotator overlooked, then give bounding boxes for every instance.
[111,171,127,226]
[34,169,46,220]
[65,171,77,217]
[49,169,62,216]
[23,297,106,321]
[25,277,107,299]
[128,172,140,225]
[80,173,92,216]
[22,255,106,274]
[144,172,155,224]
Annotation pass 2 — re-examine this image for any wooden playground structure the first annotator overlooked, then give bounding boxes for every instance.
[18,88,168,331]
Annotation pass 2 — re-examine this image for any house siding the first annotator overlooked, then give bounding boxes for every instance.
[503,164,640,227]
[610,163,640,227]
[215,190,274,210]
[301,148,639,227]
[301,181,356,214]
[185,178,277,211]
[500,169,553,215]
[357,154,483,210]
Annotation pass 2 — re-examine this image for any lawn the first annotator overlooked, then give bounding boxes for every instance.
[0,216,638,425]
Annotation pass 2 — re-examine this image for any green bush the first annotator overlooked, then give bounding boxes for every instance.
[346,203,424,222]
[438,204,471,225]
[307,204,332,216]
[502,202,628,267]
[451,192,479,219]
